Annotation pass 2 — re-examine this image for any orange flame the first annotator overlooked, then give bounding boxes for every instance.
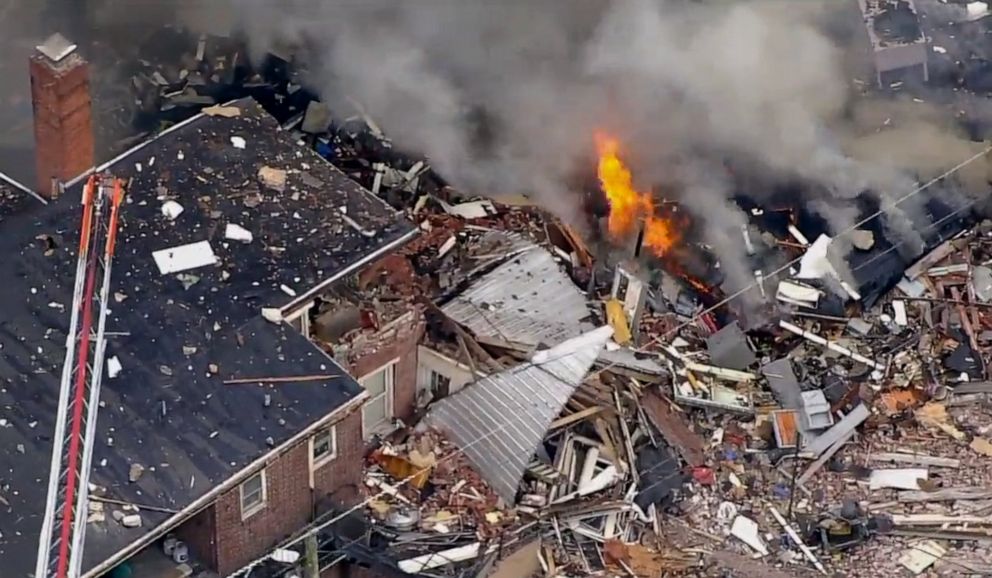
[594,132,680,256]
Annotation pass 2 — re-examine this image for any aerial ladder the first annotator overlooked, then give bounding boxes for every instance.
[35,175,126,578]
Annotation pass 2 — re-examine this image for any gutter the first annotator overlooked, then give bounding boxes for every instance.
[82,390,369,578]
[0,170,48,205]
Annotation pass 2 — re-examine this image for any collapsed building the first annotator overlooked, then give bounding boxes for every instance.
[1,2,992,577]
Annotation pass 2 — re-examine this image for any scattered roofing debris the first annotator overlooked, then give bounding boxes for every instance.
[0,97,415,577]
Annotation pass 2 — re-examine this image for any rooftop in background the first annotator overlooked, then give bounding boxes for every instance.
[0,97,415,578]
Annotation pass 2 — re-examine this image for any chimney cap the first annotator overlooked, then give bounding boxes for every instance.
[36,33,77,63]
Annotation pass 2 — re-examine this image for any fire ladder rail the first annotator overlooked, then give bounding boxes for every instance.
[35,175,125,578]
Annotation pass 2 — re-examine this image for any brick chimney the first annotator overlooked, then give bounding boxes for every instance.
[29,33,94,198]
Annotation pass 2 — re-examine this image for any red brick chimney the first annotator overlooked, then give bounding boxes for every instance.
[29,33,94,198]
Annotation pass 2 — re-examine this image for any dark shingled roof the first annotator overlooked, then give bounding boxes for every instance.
[0,172,44,223]
[0,98,416,577]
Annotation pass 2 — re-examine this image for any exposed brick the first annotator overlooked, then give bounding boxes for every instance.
[29,50,94,196]
[349,313,425,423]
[213,443,312,575]
[192,406,366,576]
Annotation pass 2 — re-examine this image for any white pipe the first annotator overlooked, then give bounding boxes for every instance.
[779,321,884,370]
[768,506,827,575]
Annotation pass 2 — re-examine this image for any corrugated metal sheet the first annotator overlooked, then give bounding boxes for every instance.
[442,246,592,347]
[424,326,613,503]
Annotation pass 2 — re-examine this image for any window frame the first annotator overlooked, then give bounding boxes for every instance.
[310,425,338,471]
[239,470,267,520]
[429,369,452,398]
[360,360,397,437]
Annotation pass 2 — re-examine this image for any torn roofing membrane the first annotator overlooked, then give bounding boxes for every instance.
[424,326,614,503]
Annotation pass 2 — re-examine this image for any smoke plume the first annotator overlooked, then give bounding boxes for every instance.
[34,0,990,296]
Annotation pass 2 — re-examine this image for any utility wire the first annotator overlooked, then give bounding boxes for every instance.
[594,143,992,373]
[231,144,992,578]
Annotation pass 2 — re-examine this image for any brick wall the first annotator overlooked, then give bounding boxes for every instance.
[213,442,312,575]
[313,409,364,513]
[347,311,425,424]
[29,52,94,196]
[206,405,363,575]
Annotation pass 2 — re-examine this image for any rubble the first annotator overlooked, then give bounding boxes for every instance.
[338,195,992,576]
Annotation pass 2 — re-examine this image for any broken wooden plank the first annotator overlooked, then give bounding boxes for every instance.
[799,425,858,485]
[951,381,992,395]
[640,390,706,467]
[898,487,992,503]
[805,403,871,457]
[906,240,955,280]
[224,374,337,384]
[548,406,606,432]
[891,514,992,526]
[869,452,960,469]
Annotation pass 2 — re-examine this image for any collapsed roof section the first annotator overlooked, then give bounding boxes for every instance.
[423,326,613,503]
[0,98,415,577]
[441,243,596,350]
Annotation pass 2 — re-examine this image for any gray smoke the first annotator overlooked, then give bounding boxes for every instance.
[51,0,992,296]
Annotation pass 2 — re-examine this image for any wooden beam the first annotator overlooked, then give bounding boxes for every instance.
[549,406,606,432]
[898,487,992,503]
[869,452,960,469]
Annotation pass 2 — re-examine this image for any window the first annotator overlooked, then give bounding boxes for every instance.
[240,470,267,519]
[311,426,338,469]
[430,370,451,399]
[361,362,395,437]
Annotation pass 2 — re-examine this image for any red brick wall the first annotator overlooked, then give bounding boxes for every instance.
[348,313,425,423]
[174,505,218,570]
[313,409,364,513]
[213,442,312,575]
[205,406,364,575]
[29,54,94,196]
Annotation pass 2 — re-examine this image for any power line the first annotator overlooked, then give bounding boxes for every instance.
[598,143,992,367]
[229,144,992,578]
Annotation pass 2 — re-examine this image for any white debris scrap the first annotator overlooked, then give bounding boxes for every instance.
[161,200,184,220]
[107,356,122,378]
[261,308,284,324]
[730,515,768,556]
[869,468,928,490]
[225,224,253,243]
[230,136,247,149]
[270,549,301,564]
[152,241,218,275]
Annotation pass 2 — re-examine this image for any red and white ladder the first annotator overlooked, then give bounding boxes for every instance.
[35,175,125,578]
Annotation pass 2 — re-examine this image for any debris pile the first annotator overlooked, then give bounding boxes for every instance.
[333,198,992,577]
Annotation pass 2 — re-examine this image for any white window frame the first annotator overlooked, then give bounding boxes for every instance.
[360,359,397,438]
[284,301,314,339]
[239,470,267,520]
[310,425,338,470]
